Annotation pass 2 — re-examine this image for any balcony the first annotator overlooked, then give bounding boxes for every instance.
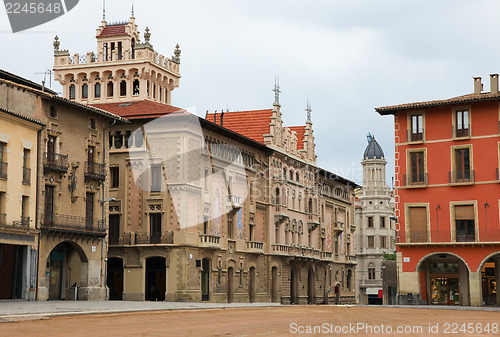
[135,231,173,245]
[20,216,30,228]
[448,170,474,185]
[41,213,106,237]
[407,129,424,142]
[109,233,133,245]
[320,251,332,261]
[85,161,106,182]
[226,194,242,210]
[271,243,289,256]
[43,152,69,176]
[400,230,500,244]
[333,221,344,232]
[347,255,357,263]
[246,241,264,253]
[274,205,289,224]
[307,214,320,230]
[453,126,470,138]
[22,167,31,185]
[0,161,7,179]
[402,173,428,188]
[199,234,220,248]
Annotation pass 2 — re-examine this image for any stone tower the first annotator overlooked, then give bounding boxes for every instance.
[53,14,181,105]
[354,134,395,305]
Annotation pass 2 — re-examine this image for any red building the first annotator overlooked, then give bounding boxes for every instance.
[377,75,500,307]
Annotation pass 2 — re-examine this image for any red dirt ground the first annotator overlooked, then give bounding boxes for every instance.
[1,306,499,337]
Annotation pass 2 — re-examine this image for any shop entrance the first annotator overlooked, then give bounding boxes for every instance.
[431,277,459,305]
[145,257,166,301]
[107,257,123,300]
[481,257,498,306]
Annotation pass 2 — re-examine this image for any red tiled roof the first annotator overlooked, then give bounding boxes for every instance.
[289,126,306,149]
[97,24,127,37]
[206,109,273,143]
[376,91,500,115]
[91,100,186,120]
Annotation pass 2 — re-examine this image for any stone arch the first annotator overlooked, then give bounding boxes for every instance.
[477,252,500,306]
[415,251,471,273]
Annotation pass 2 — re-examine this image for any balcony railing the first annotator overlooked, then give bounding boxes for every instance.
[347,255,357,263]
[0,161,7,179]
[401,230,500,244]
[320,251,332,260]
[271,244,289,254]
[41,213,106,236]
[199,234,220,245]
[454,126,470,138]
[402,173,428,187]
[135,231,174,244]
[109,233,133,245]
[448,170,475,184]
[43,152,69,175]
[85,161,106,182]
[246,241,264,250]
[20,216,30,227]
[22,167,31,185]
[227,194,242,210]
[407,130,424,142]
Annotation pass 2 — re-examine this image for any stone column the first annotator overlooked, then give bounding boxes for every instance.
[468,271,482,307]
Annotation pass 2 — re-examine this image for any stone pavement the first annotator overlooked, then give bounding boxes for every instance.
[1,301,499,323]
[0,301,282,322]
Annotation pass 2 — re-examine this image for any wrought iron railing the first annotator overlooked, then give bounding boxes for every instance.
[135,231,174,244]
[448,170,475,184]
[20,216,30,227]
[402,173,428,187]
[43,152,69,174]
[85,161,106,181]
[0,161,7,179]
[407,129,424,142]
[22,167,31,184]
[109,233,133,245]
[41,213,106,235]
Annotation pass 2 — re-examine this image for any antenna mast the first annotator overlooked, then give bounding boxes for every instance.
[102,0,106,21]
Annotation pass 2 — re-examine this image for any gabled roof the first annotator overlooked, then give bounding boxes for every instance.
[289,126,306,149]
[205,109,273,143]
[91,100,186,120]
[97,24,127,38]
[376,91,500,115]
[0,69,57,95]
[0,107,45,126]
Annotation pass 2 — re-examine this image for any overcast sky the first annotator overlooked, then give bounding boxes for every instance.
[2,0,500,185]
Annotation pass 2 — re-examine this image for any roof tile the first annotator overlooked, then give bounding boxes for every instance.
[91,100,186,119]
[206,110,273,143]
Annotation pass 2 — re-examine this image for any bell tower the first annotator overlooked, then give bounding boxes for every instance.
[53,13,181,105]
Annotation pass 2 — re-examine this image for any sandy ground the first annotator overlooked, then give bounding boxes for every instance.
[1,306,499,337]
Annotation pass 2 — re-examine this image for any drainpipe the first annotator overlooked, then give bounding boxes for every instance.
[35,124,45,301]
[100,118,117,291]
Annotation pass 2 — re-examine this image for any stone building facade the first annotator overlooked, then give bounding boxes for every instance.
[51,15,358,303]
[354,135,396,305]
[0,104,44,300]
[0,70,124,300]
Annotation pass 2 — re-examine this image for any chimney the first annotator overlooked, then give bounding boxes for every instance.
[473,77,483,95]
[220,111,224,127]
[490,74,499,94]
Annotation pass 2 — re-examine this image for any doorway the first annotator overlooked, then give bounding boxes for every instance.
[249,266,256,303]
[307,267,315,304]
[481,258,498,306]
[227,267,234,303]
[201,258,210,301]
[271,266,278,302]
[107,257,123,300]
[145,257,166,301]
[290,268,297,304]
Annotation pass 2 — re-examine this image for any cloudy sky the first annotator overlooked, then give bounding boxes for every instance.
[2,0,500,185]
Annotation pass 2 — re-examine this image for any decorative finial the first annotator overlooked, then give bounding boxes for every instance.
[102,0,106,21]
[131,0,134,17]
[272,75,281,105]
[53,35,60,51]
[306,99,312,123]
[367,133,373,143]
[144,27,151,43]
[172,44,181,64]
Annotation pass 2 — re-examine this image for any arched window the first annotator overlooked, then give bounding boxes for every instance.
[153,83,156,99]
[94,83,101,98]
[131,38,136,59]
[308,198,313,214]
[69,84,75,99]
[289,170,293,181]
[81,83,88,99]
[120,81,127,96]
[275,187,280,205]
[133,80,140,95]
[147,80,150,96]
[107,82,113,97]
[296,172,299,182]
[165,88,168,103]
[283,168,287,180]
[159,86,162,101]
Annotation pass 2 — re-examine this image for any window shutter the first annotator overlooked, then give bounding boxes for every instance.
[409,206,427,242]
[455,205,474,220]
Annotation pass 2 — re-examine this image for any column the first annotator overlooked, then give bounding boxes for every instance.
[468,271,482,307]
